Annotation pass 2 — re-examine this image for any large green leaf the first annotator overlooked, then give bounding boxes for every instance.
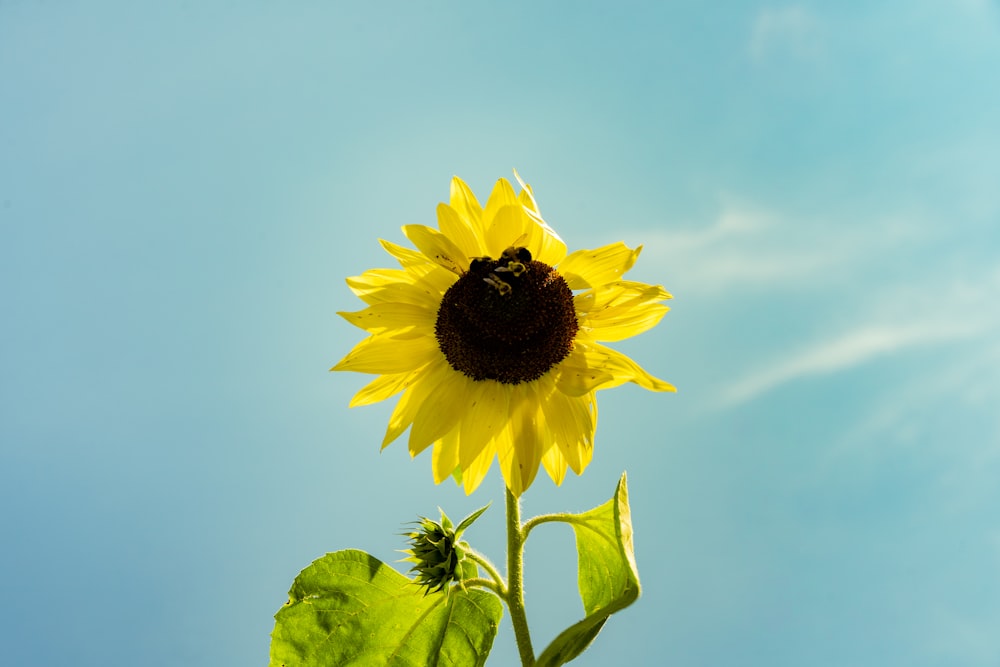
[270,549,503,667]
[536,473,640,667]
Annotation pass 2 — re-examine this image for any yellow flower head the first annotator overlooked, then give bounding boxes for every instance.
[333,173,675,496]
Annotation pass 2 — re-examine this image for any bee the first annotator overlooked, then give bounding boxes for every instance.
[471,238,532,293]
[496,246,531,278]
[469,256,493,272]
[483,274,513,296]
[501,246,532,264]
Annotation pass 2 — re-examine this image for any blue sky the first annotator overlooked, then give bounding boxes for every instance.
[2,2,999,665]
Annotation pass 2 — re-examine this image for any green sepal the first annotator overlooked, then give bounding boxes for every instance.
[269,549,503,667]
[536,472,640,667]
[455,503,491,535]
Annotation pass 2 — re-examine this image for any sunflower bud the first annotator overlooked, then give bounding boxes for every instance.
[403,504,489,594]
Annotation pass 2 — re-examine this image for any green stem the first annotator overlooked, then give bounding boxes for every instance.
[506,487,535,666]
[462,577,505,598]
[522,511,580,540]
[466,550,507,594]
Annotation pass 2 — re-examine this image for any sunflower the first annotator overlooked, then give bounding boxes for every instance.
[333,173,675,496]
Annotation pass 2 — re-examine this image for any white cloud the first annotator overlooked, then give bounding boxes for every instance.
[630,204,826,289]
[649,200,1000,408]
[634,200,924,294]
[718,259,1000,407]
[626,196,1000,426]
[830,331,1000,496]
[642,206,766,254]
[719,320,982,408]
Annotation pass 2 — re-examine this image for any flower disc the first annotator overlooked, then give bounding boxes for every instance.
[435,250,578,384]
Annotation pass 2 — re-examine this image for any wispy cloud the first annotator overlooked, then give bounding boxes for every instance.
[634,200,924,294]
[717,259,1000,407]
[720,320,982,408]
[831,332,1000,489]
[640,206,766,254]
[624,192,999,435]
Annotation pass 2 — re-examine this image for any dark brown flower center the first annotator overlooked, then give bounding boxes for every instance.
[435,247,578,384]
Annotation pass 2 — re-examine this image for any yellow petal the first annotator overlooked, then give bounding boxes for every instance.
[579,393,596,471]
[421,265,462,296]
[517,188,537,214]
[538,380,594,475]
[437,203,485,261]
[380,362,449,449]
[449,176,484,234]
[493,424,518,494]
[511,171,567,265]
[501,383,544,495]
[554,346,616,396]
[380,384,420,449]
[482,178,519,232]
[337,302,436,334]
[484,204,529,258]
[564,392,596,475]
[346,268,409,293]
[461,439,495,495]
[379,239,429,271]
[346,269,442,308]
[458,381,510,460]
[432,428,461,484]
[522,209,567,266]
[408,368,467,456]
[512,169,539,214]
[559,242,642,290]
[348,370,419,407]
[459,381,510,483]
[584,302,670,342]
[573,290,595,314]
[402,224,468,276]
[541,444,568,486]
[575,280,672,317]
[332,335,439,374]
[579,342,676,392]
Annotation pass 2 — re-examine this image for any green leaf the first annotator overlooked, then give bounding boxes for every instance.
[269,549,503,667]
[536,472,640,667]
